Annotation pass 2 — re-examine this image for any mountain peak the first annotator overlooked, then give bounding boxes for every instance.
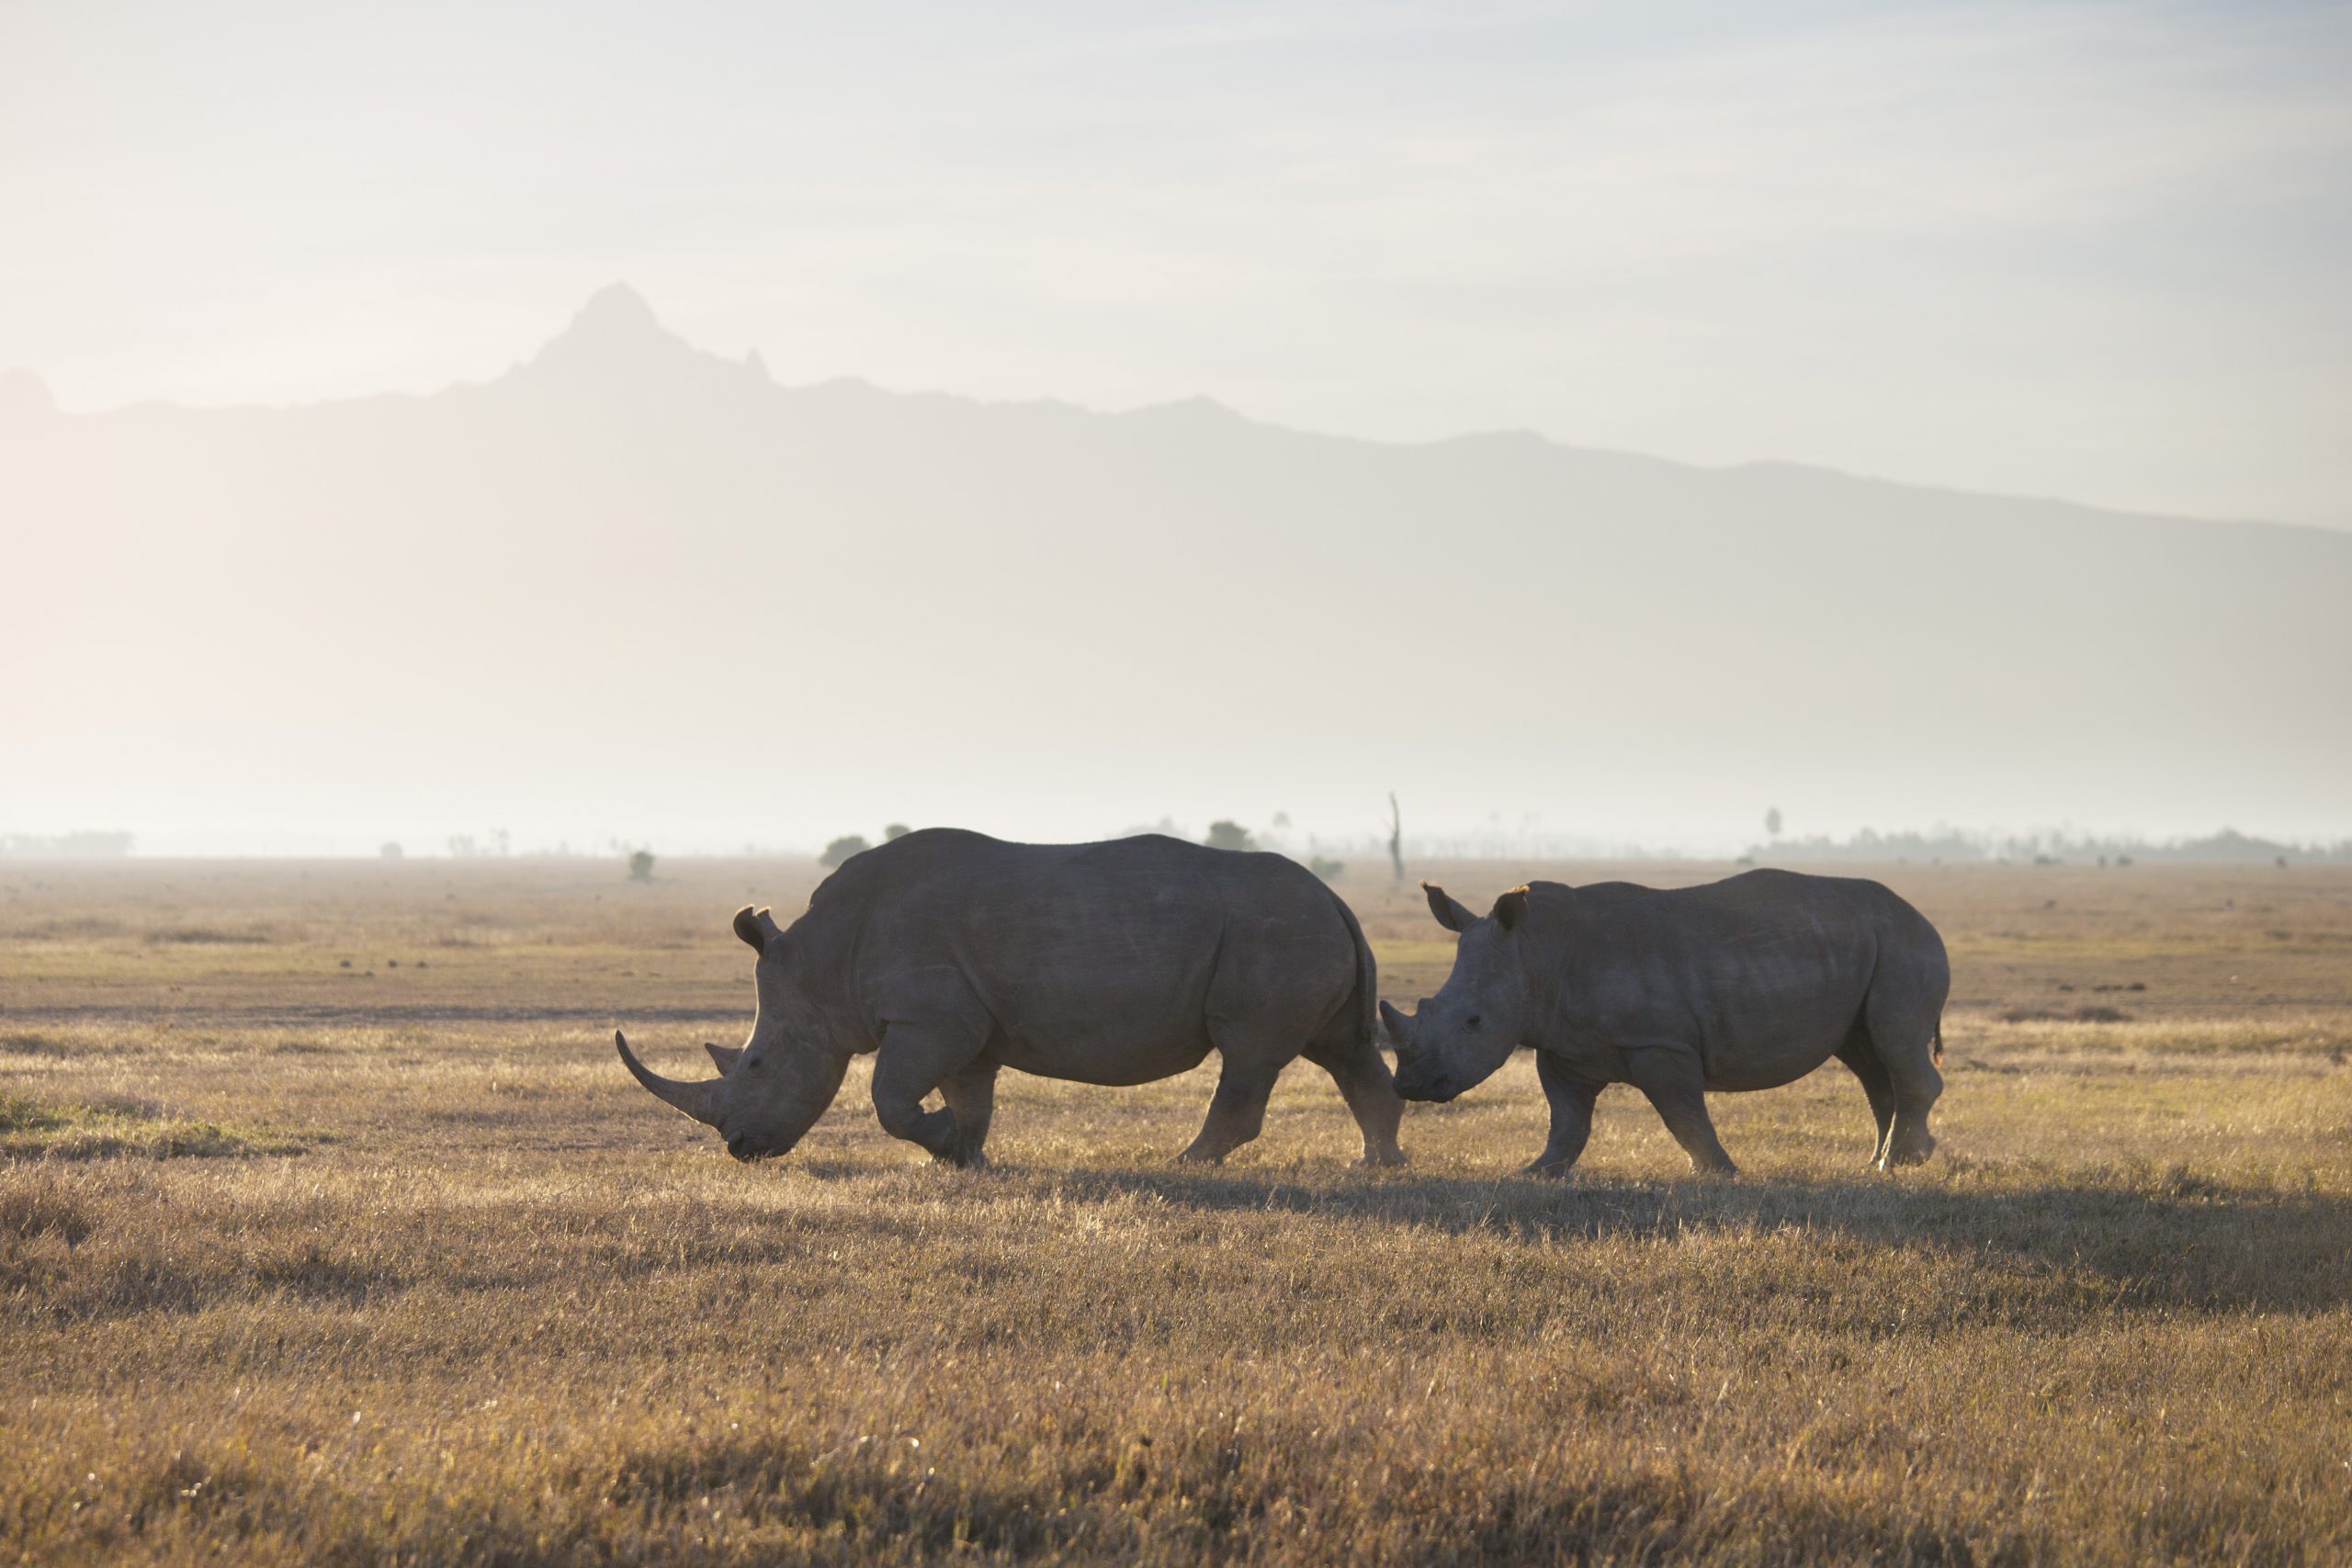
[571,282,662,336]
[548,282,678,357]
[515,283,714,388]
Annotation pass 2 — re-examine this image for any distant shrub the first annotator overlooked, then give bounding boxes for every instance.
[627,850,656,883]
[883,824,912,841]
[379,842,403,861]
[821,835,871,869]
[1306,856,1345,882]
[1204,821,1255,853]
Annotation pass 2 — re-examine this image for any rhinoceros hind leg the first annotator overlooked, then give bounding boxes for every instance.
[1177,1054,1281,1165]
[1865,992,1945,1170]
[1878,1086,1940,1168]
[1835,1033,1898,1168]
[1525,1052,1600,1178]
[1625,1045,1737,1178]
[1302,1035,1406,1167]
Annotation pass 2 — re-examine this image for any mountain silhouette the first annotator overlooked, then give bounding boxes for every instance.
[4,287,2346,844]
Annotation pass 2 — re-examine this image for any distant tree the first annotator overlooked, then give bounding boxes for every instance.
[1387,793,1405,883]
[1307,855,1345,882]
[883,823,912,841]
[821,834,871,868]
[1765,807,1783,840]
[1204,820,1256,852]
[379,842,403,861]
[627,850,656,883]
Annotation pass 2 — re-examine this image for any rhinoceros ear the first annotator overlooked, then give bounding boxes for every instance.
[732,905,766,953]
[704,1042,743,1074]
[1421,881,1480,932]
[1492,886,1530,933]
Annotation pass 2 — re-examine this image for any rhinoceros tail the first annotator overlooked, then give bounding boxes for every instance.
[1932,1016,1944,1066]
[1323,889,1379,1052]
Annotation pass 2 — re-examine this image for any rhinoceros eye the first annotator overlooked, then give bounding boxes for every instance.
[1466,1015,1483,1030]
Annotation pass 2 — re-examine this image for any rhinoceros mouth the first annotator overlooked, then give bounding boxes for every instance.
[1391,1065,1456,1104]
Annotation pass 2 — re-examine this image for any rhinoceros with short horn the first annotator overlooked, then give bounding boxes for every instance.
[616,829,1404,1168]
[1379,870,1948,1176]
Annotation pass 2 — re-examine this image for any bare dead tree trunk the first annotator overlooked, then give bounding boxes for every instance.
[1387,793,1405,884]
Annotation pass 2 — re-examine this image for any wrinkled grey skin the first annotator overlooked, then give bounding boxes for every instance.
[1381,871,1947,1177]
[616,829,1403,1168]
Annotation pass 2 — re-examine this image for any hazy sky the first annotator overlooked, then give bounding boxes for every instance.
[4,1,2347,526]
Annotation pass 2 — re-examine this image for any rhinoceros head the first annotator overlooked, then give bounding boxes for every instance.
[1379,882,1532,1103]
[615,904,851,1162]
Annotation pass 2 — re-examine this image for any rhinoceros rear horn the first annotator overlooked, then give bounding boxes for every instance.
[704,1042,743,1074]
[615,1030,725,1126]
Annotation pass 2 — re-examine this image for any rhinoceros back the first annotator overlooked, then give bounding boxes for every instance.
[1545,868,1947,1092]
[813,829,1362,1084]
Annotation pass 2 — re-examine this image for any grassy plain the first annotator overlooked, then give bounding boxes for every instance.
[2,855,2348,1564]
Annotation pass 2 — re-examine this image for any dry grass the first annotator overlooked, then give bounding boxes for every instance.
[2,857,2348,1564]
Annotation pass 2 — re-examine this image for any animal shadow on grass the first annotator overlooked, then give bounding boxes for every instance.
[1056,1165,2352,1317]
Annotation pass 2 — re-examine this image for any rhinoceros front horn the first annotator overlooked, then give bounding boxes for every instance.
[615,1030,724,1126]
[1378,999,1417,1058]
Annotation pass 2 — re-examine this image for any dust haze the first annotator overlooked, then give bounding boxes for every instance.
[4,3,2348,855]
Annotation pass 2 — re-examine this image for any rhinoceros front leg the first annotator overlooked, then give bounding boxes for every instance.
[1177,1056,1281,1165]
[1624,1044,1738,1178]
[1526,1051,1600,1178]
[937,1063,998,1168]
[871,1021,987,1168]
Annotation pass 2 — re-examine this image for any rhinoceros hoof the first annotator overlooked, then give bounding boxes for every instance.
[1357,1149,1409,1169]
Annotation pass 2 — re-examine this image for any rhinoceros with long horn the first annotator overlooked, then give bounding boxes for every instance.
[1379,870,1948,1177]
[616,829,1404,1168]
